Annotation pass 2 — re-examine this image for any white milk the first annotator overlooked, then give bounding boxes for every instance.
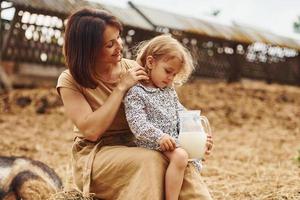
[178,131,207,159]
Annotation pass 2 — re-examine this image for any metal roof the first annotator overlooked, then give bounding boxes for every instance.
[4,0,154,30]
[132,6,189,31]
[4,0,102,16]
[233,24,300,49]
[4,0,300,50]
[101,4,154,30]
[133,4,300,50]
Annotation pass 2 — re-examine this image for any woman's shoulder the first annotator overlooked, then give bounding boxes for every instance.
[56,69,82,93]
[58,69,71,79]
[57,69,74,86]
[121,58,138,70]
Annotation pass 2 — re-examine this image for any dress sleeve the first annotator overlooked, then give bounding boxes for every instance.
[124,87,166,144]
[173,90,187,111]
[56,70,82,96]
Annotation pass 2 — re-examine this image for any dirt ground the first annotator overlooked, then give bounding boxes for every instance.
[0,78,299,200]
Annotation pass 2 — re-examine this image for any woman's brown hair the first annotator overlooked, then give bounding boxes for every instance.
[64,8,122,88]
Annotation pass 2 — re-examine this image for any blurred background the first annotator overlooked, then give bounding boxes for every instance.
[0,0,299,199]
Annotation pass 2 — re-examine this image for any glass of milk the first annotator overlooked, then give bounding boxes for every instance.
[178,110,211,159]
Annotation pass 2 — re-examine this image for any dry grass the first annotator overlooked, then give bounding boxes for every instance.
[0,79,299,199]
[177,79,300,200]
[49,190,94,200]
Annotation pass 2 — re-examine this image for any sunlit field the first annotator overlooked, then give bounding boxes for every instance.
[1,79,299,200]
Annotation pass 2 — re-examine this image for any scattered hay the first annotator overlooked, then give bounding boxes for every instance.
[1,80,300,200]
[16,179,56,200]
[49,190,94,200]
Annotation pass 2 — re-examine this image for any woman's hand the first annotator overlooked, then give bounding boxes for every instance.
[117,65,148,92]
[205,134,213,155]
[159,134,176,151]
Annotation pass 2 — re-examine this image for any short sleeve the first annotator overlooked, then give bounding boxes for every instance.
[56,70,82,96]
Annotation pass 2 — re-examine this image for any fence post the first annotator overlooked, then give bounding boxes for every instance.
[0,1,12,112]
[227,43,241,83]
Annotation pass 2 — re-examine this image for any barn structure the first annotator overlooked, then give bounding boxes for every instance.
[0,0,300,91]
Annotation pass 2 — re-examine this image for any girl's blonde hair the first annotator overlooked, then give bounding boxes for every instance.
[136,34,194,85]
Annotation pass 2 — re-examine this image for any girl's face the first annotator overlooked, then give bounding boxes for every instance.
[98,25,123,64]
[147,56,182,89]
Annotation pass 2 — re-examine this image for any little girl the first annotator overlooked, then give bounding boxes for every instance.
[124,34,209,200]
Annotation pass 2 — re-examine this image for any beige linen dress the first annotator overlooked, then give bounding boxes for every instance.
[56,58,212,200]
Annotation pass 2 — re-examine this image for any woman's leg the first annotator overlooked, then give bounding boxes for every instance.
[90,145,168,200]
[179,164,213,200]
[163,148,188,200]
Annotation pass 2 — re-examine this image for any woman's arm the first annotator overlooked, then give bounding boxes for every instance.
[60,66,148,141]
[60,85,126,141]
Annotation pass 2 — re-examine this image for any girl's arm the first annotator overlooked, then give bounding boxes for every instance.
[124,87,165,145]
[60,66,148,142]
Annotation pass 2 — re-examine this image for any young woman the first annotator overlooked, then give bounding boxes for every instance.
[57,7,213,199]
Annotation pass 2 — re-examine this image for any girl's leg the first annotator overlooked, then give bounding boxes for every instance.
[163,148,188,200]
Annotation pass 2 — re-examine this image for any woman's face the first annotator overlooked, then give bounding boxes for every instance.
[147,56,182,89]
[98,25,123,64]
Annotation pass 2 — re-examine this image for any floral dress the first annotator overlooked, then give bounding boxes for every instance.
[124,83,202,171]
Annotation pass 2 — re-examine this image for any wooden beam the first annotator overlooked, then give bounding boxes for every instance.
[0,0,12,92]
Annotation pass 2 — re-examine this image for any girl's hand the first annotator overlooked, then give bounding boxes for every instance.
[205,134,213,155]
[159,134,176,151]
[117,65,148,92]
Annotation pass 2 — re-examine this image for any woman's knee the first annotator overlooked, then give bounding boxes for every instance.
[144,148,168,165]
[130,147,168,167]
